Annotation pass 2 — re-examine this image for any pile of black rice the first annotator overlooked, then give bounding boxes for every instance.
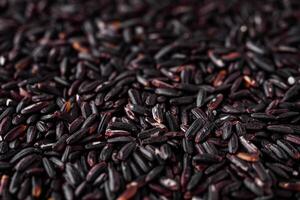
[0,0,300,199]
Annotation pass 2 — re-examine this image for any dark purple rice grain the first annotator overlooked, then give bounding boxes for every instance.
[36,121,49,133]
[9,172,21,194]
[208,184,219,200]
[142,135,168,145]
[128,89,142,105]
[17,178,30,200]
[69,116,85,133]
[221,121,233,140]
[193,153,222,163]
[159,144,172,160]
[66,128,88,145]
[109,121,138,132]
[97,113,111,135]
[266,164,289,179]
[0,116,12,135]
[87,151,97,167]
[191,107,208,122]
[121,161,132,183]
[227,154,250,172]
[228,133,239,154]
[284,134,300,145]
[65,163,82,187]
[0,161,11,170]
[80,102,92,119]
[138,146,155,162]
[81,113,97,129]
[138,127,162,139]
[117,142,136,161]
[62,183,74,200]
[42,157,56,178]
[15,154,40,171]
[195,122,214,143]
[132,152,150,172]
[61,146,71,163]
[159,177,179,191]
[107,136,134,143]
[165,111,179,131]
[281,84,300,102]
[0,141,8,154]
[182,138,194,154]
[75,181,87,197]
[155,88,182,97]
[26,114,39,125]
[205,160,226,175]
[185,119,202,139]
[86,162,106,183]
[276,139,299,159]
[145,165,164,183]
[108,163,121,192]
[129,160,143,177]
[4,124,27,142]
[239,136,259,153]
[20,102,48,114]
[99,144,113,161]
[267,125,294,134]
[187,172,203,191]
[0,107,14,121]
[12,114,26,125]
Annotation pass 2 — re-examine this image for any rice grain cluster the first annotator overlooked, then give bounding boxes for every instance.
[0,0,300,199]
